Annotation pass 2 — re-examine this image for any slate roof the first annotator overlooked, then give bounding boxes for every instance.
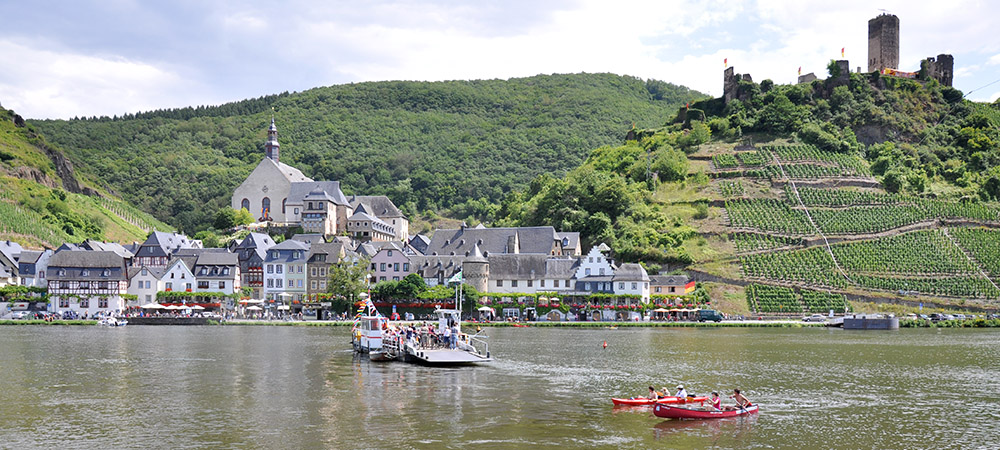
[612,263,649,282]
[349,195,404,218]
[410,255,463,279]
[408,234,430,255]
[234,232,276,261]
[49,251,127,280]
[425,226,558,257]
[556,232,581,251]
[290,234,325,244]
[486,254,549,279]
[194,252,239,279]
[270,159,311,183]
[82,239,134,258]
[0,240,23,262]
[544,257,580,279]
[139,231,201,258]
[307,242,346,264]
[649,274,690,286]
[265,239,310,263]
[126,265,167,280]
[288,181,348,205]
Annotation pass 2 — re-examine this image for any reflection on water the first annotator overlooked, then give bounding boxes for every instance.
[0,326,999,448]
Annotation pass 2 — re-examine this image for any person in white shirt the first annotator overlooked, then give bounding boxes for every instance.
[675,384,689,398]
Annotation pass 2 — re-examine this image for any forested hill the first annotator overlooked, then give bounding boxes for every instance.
[32,73,704,233]
[0,106,170,248]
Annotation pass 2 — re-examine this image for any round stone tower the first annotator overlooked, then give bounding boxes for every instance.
[463,243,489,293]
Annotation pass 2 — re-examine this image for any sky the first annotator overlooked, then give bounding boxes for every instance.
[1,0,998,120]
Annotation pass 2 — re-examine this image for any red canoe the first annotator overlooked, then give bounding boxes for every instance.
[653,403,758,419]
[611,396,708,407]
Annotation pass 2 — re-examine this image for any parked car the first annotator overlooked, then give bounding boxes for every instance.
[11,311,31,319]
[697,309,724,322]
[802,314,826,322]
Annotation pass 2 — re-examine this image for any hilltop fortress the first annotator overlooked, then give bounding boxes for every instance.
[724,13,953,104]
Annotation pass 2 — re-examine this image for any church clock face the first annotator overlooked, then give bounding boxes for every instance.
[262,185,269,193]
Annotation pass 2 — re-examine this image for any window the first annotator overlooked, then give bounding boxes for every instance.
[311,267,317,277]
[276,265,283,274]
[584,282,591,290]
[380,263,386,272]
[80,281,90,289]
[540,280,545,287]
[145,281,151,289]
[319,281,326,289]
[402,263,409,272]
[262,197,271,219]
[379,276,386,282]
[388,250,393,257]
[198,281,209,289]
[599,268,605,275]
[185,283,192,291]
[98,298,108,308]
[619,282,625,289]
[511,280,518,287]
[311,281,317,289]
[393,263,399,272]
[669,287,676,293]
[219,281,226,289]
[102,269,110,277]
[145,295,151,302]
[589,257,593,263]
[565,280,570,288]
[166,282,173,291]
[320,268,326,277]
[392,276,399,281]
[59,298,69,308]
[267,279,274,288]
[276,279,283,288]
[297,280,303,288]
[81,269,89,276]
[58,269,66,276]
[294,207,299,215]
[297,265,303,273]
[141,268,148,276]
[267,265,273,274]
[632,282,637,290]
[527,280,533,287]
[655,287,661,293]
[282,198,287,214]
[80,298,89,308]
[496,280,502,287]
[585,268,591,276]
[241,198,250,211]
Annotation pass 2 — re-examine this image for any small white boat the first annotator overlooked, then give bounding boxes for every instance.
[98,317,128,327]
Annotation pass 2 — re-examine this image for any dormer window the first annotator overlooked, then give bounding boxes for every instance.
[81,270,89,276]
[102,269,110,277]
[58,269,66,276]
[387,250,393,257]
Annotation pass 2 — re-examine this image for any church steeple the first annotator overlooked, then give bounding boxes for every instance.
[265,116,280,163]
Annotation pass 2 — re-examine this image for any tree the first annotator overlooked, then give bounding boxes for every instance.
[213,207,238,230]
[235,208,254,226]
[327,258,372,305]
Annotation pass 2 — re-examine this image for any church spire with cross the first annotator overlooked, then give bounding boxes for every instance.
[265,114,280,163]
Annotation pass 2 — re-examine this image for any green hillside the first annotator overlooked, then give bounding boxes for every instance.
[497,69,1000,311]
[32,73,704,233]
[0,106,171,248]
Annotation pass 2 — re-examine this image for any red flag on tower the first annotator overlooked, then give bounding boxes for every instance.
[798,66,802,75]
[724,58,728,67]
[841,47,845,58]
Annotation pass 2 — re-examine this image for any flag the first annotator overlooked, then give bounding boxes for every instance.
[841,47,845,58]
[724,58,728,67]
[447,270,463,285]
[798,66,802,75]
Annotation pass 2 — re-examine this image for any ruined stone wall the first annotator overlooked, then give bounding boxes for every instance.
[924,54,954,87]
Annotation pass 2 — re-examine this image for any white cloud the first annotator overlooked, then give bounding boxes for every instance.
[0,40,217,119]
[988,54,1000,66]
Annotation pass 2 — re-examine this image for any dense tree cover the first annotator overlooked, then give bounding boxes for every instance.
[33,73,703,233]
[495,124,706,263]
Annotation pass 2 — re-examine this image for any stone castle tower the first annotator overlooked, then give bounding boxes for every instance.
[923,54,954,87]
[868,13,899,73]
[463,244,489,293]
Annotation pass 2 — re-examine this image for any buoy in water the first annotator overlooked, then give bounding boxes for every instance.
[603,340,608,349]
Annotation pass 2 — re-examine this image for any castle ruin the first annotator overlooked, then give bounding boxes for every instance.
[868,13,899,73]
[922,54,954,87]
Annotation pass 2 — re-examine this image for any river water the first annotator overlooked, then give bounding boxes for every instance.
[1,325,998,449]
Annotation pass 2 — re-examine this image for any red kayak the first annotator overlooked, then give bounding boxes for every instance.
[653,403,758,419]
[611,396,708,407]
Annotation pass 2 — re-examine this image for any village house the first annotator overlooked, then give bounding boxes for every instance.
[263,239,310,303]
[193,252,241,296]
[133,231,202,268]
[369,241,417,282]
[18,249,52,287]
[306,241,347,300]
[232,232,275,299]
[48,250,129,316]
[161,257,196,294]
[127,265,165,304]
[649,274,695,296]
[0,240,22,287]
[612,263,651,302]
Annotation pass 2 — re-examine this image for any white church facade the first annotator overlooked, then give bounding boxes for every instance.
[231,119,408,241]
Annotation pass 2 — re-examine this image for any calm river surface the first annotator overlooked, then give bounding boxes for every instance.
[1,325,998,449]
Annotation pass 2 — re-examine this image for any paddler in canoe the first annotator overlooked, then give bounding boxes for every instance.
[647,386,667,400]
[723,388,752,411]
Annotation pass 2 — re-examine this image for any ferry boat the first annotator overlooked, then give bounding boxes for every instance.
[350,300,492,365]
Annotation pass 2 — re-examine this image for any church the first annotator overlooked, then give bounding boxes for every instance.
[231,119,408,241]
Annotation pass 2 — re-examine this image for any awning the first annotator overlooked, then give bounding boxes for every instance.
[478,306,495,312]
[246,306,262,311]
[140,303,165,309]
[277,305,290,310]
[190,305,205,310]
[652,308,670,312]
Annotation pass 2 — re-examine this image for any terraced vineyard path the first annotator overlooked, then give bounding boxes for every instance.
[942,227,1000,293]
[772,154,854,286]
